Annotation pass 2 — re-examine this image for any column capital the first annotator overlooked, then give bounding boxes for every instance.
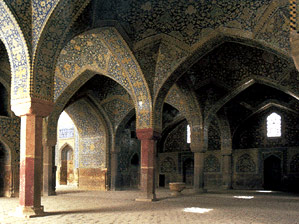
[190,142,206,153]
[43,139,56,148]
[136,128,160,140]
[11,97,53,117]
[221,149,232,156]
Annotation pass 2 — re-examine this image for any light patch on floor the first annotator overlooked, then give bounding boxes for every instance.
[233,196,254,199]
[256,190,272,193]
[183,207,213,214]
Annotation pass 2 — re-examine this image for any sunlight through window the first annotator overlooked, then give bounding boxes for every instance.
[267,112,281,137]
[58,111,75,139]
[187,125,191,143]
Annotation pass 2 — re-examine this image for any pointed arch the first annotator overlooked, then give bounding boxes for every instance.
[165,79,203,151]
[32,0,91,100]
[59,143,74,185]
[153,29,292,141]
[266,112,282,137]
[52,27,151,129]
[0,139,13,197]
[217,114,232,153]
[0,1,30,101]
[59,142,73,152]
[115,108,136,150]
[203,77,299,151]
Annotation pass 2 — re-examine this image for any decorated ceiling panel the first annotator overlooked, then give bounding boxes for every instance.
[54,28,151,129]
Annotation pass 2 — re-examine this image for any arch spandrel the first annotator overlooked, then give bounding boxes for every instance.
[0,1,30,101]
[165,81,203,151]
[54,28,152,130]
[32,0,91,101]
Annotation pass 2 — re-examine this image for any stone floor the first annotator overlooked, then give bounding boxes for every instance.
[0,186,299,224]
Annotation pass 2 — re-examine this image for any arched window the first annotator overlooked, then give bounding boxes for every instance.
[266,112,281,137]
[187,125,191,143]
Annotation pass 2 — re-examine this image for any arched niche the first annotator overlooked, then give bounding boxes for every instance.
[59,144,74,185]
[0,82,9,116]
[0,141,12,197]
[183,158,194,186]
[115,112,141,189]
[65,98,109,191]
[129,153,140,188]
[264,155,282,190]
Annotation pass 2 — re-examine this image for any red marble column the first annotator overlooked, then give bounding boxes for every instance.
[19,114,43,211]
[136,128,160,201]
[11,98,53,218]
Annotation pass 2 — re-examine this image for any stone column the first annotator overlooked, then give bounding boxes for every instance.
[43,143,56,196]
[222,150,232,189]
[193,152,206,193]
[190,124,207,193]
[11,98,53,218]
[136,128,160,201]
[110,151,118,190]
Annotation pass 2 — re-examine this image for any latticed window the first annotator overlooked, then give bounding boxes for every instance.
[266,112,281,137]
[187,125,191,143]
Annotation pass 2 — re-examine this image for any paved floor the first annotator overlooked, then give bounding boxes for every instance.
[0,186,299,224]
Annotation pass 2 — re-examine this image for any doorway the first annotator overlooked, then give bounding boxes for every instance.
[183,158,194,186]
[129,153,140,188]
[60,146,74,185]
[264,155,282,190]
[159,174,165,187]
[0,143,10,197]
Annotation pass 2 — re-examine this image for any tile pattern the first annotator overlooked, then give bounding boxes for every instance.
[160,157,176,173]
[66,99,106,168]
[236,153,256,173]
[204,154,221,172]
[0,117,20,155]
[32,0,90,100]
[290,153,299,172]
[0,2,30,100]
[164,120,190,153]
[55,28,151,129]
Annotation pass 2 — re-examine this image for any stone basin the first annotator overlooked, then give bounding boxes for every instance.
[169,182,186,196]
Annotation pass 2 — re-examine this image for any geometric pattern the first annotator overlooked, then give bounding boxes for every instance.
[290,154,299,173]
[66,99,106,168]
[160,157,176,173]
[54,28,151,129]
[236,154,256,173]
[0,2,30,101]
[204,155,220,172]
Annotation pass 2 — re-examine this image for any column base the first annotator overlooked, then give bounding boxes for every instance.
[135,194,157,202]
[193,188,207,194]
[171,191,182,197]
[222,185,232,190]
[135,198,157,202]
[11,205,44,218]
[43,191,56,196]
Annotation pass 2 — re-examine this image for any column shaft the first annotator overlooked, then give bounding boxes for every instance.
[110,151,118,190]
[193,152,205,192]
[222,154,232,189]
[140,138,155,199]
[43,145,55,195]
[18,114,44,215]
[136,129,159,201]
